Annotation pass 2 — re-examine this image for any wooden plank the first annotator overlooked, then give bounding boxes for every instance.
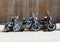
[0,0,60,23]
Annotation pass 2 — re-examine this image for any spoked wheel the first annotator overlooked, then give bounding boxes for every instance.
[13,24,20,32]
[48,23,56,31]
[31,23,41,31]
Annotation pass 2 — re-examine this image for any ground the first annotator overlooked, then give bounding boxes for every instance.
[0,23,60,42]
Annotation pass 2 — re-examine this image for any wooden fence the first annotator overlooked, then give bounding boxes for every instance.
[0,0,60,23]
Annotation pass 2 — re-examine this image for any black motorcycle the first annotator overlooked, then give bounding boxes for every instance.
[40,16,56,31]
[4,16,21,32]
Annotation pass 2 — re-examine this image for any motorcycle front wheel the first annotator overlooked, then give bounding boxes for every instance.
[31,23,41,31]
[13,24,20,32]
[48,23,56,31]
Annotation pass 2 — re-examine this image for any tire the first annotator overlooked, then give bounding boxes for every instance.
[31,22,41,31]
[48,23,56,31]
[19,25,24,32]
[4,24,10,32]
[13,24,20,32]
[4,27,10,32]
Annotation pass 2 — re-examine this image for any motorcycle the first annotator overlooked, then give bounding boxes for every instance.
[20,13,41,31]
[4,16,22,32]
[40,15,56,31]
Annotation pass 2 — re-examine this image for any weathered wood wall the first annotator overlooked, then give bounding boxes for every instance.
[0,0,60,23]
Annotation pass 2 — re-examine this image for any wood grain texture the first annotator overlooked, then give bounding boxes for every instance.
[0,0,60,23]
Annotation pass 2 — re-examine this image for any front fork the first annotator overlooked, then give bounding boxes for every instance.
[45,20,52,29]
[34,21,38,27]
[44,20,49,29]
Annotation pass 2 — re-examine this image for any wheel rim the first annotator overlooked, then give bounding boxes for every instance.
[32,23,41,31]
[13,24,20,31]
[48,23,56,30]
